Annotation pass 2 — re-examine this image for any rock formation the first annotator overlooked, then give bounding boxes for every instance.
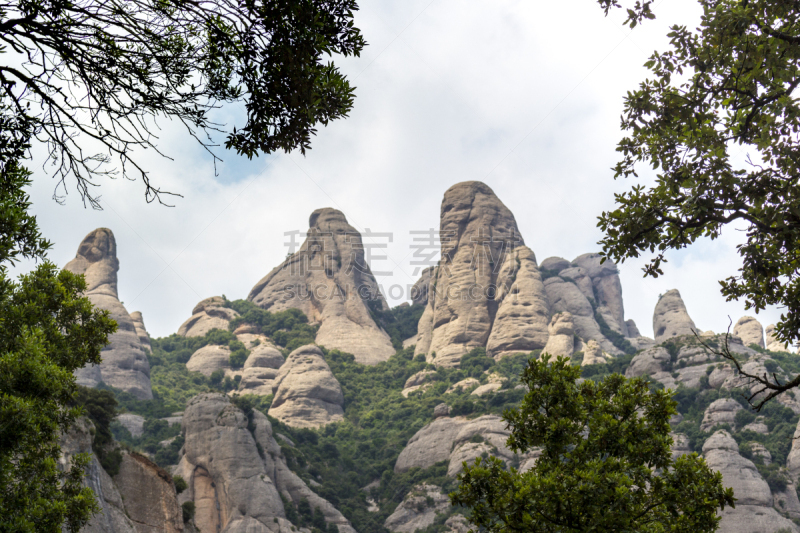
[394,415,518,476]
[186,344,231,377]
[581,339,609,366]
[130,312,151,353]
[177,296,239,337]
[114,452,183,533]
[64,228,152,400]
[542,312,574,357]
[766,324,791,353]
[60,418,183,533]
[572,253,628,336]
[700,398,743,432]
[411,267,434,306]
[268,345,344,428]
[539,256,570,273]
[384,484,450,533]
[116,413,146,438]
[248,208,395,365]
[703,430,799,532]
[415,182,530,366]
[652,289,697,343]
[174,393,355,533]
[626,319,641,338]
[238,343,285,396]
[735,316,765,349]
[544,276,618,354]
[485,246,550,360]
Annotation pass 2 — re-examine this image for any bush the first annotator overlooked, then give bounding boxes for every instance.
[173,476,187,494]
[182,501,195,523]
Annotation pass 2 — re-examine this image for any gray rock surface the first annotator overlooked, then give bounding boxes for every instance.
[572,253,628,336]
[433,403,451,418]
[116,413,146,438]
[703,430,799,532]
[735,316,765,349]
[175,393,355,533]
[237,341,285,396]
[653,289,697,343]
[415,182,528,366]
[384,484,450,533]
[766,324,791,353]
[248,209,395,365]
[186,344,231,377]
[268,345,344,428]
[411,267,434,306]
[701,398,743,432]
[539,256,570,274]
[625,319,641,338]
[486,246,550,360]
[114,452,183,533]
[787,418,800,483]
[542,312,575,357]
[64,228,152,399]
[581,339,609,366]
[394,415,515,476]
[543,276,619,354]
[60,418,138,533]
[130,312,151,353]
[177,296,239,338]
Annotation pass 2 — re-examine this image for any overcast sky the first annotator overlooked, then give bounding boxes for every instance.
[14,0,788,343]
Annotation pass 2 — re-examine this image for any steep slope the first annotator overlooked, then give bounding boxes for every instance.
[248,208,394,365]
[65,228,152,399]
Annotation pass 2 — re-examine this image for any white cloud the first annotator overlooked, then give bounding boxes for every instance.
[12,0,788,343]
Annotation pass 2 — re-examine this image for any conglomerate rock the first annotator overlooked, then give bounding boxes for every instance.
[64,228,152,399]
[542,312,575,357]
[268,345,344,428]
[177,296,239,338]
[652,289,697,343]
[248,208,394,365]
[734,316,765,349]
[766,324,791,353]
[174,393,355,533]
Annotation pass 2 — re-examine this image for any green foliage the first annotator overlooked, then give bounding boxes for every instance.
[382,304,427,349]
[112,417,184,470]
[173,476,187,494]
[182,501,195,523]
[452,355,735,532]
[229,339,250,369]
[0,0,364,205]
[0,164,116,531]
[225,300,318,350]
[595,0,800,357]
[71,386,122,475]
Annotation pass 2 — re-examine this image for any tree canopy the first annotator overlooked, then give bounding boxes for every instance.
[595,2,800,346]
[0,0,364,205]
[451,355,734,532]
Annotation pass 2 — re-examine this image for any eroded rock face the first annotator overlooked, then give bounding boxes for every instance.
[116,413,145,438]
[186,344,231,377]
[539,256,570,273]
[268,345,344,428]
[701,398,743,432]
[735,316,765,349]
[766,324,791,353]
[175,393,354,533]
[542,312,575,357]
[572,253,628,336]
[411,267,434,306]
[653,290,697,343]
[178,297,239,338]
[238,344,285,396]
[415,182,527,367]
[248,208,394,365]
[581,339,608,366]
[130,312,151,353]
[65,228,152,400]
[61,418,184,533]
[384,484,449,533]
[543,277,618,355]
[485,246,550,360]
[703,430,799,532]
[626,319,641,338]
[114,452,182,533]
[394,415,516,476]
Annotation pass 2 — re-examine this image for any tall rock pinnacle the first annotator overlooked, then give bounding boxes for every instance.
[652,289,697,343]
[415,181,550,366]
[248,208,395,365]
[64,228,152,399]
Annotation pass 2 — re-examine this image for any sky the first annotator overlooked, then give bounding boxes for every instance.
[14,0,789,343]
